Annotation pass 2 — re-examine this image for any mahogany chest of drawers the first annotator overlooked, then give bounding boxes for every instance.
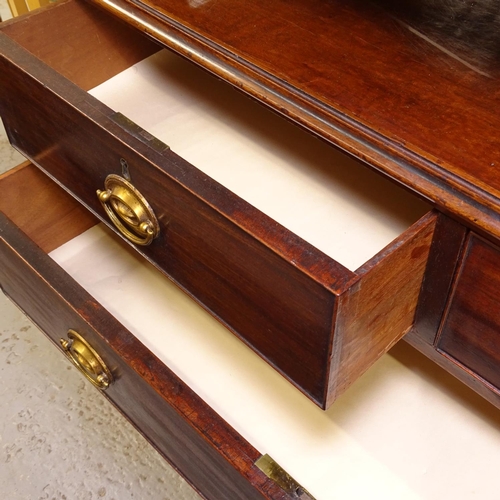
[1,0,500,497]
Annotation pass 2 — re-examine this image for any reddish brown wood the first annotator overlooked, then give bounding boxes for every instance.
[328,211,436,406]
[437,235,500,391]
[412,213,468,345]
[0,0,159,91]
[0,204,290,500]
[88,0,500,241]
[0,162,97,252]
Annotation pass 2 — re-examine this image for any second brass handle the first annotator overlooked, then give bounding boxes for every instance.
[97,174,159,246]
[60,330,113,390]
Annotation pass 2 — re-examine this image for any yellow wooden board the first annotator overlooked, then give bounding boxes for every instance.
[7,0,50,17]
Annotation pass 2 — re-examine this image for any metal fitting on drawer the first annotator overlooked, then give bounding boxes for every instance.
[97,174,159,246]
[60,329,113,390]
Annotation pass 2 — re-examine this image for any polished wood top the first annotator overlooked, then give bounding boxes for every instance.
[92,0,500,239]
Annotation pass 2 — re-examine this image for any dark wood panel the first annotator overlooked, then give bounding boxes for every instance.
[0,211,290,500]
[438,234,500,391]
[90,0,500,240]
[0,0,159,91]
[413,213,467,345]
[0,33,345,406]
[0,162,97,252]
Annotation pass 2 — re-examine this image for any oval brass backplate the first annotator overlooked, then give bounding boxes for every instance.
[97,174,159,246]
[60,330,113,390]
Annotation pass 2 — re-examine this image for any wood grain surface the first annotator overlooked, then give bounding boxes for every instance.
[412,213,468,345]
[1,0,159,91]
[437,234,500,393]
[328,211,436,406]
[405,331,500,410]
[0,162,97,252]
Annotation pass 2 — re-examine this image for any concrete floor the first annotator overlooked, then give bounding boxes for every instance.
[0,6,202,500]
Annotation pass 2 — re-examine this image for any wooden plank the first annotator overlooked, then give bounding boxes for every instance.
[437,234,500,391]
[0,162,97,252]
[0,0,159,91]
[412,213,467,345]
[328,211,436,406]
[6,0,29,17]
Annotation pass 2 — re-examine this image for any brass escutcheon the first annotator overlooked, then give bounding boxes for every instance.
[97,174,159,246]
[60,330,113,390]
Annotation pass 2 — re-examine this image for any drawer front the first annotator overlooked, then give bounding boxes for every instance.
[438,234,500,391]
[0,211,291,500]
[0,2,435,408]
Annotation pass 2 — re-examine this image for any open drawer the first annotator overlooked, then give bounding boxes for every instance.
[0,0,437,408]
[2,163,500,500]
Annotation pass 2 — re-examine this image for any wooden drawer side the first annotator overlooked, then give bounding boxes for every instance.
[411,214,468,346]
[0,161,97,252]
[0,0,160,91]
[328,212,437,405]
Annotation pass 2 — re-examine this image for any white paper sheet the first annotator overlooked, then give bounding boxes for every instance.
[51,225,500,500]
[90,51,429,271]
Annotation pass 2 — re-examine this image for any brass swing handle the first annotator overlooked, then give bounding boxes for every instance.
[60,330,113,390]
[97,174,160,246]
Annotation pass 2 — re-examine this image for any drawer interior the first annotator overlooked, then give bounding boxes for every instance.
[0,0,435,408]
[88,49,429,272]
[1,163,499,500]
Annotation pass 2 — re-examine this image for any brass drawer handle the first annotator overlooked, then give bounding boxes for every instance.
[97,174,159,246]
[60,330,113,390]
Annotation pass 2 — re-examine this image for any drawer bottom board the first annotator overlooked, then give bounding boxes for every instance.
[49,223,500,500]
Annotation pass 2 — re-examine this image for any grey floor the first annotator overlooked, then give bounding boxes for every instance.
[0,5,201,500]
